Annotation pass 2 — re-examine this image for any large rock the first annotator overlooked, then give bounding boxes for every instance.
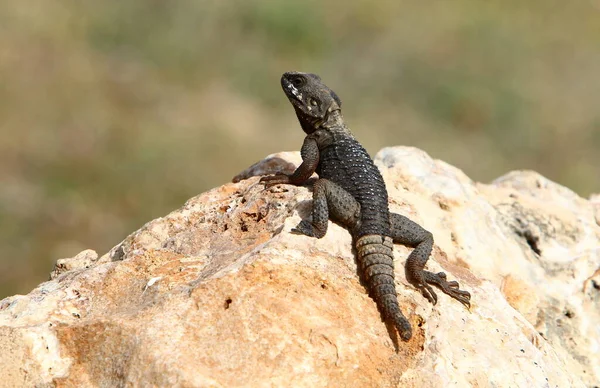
[0,147,598,387]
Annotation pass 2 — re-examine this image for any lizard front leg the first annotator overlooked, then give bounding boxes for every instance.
[390,213,471,308]
[260,137,319,188]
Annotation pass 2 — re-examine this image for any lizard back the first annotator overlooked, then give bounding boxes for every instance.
[316,131,412,339]
[317,132,391,238]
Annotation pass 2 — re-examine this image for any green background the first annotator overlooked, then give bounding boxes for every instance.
[1,0,599,298]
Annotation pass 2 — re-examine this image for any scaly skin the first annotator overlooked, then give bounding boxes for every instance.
[261,72,470,341]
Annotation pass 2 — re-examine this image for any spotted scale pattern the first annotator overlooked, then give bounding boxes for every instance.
[261,71,471,343]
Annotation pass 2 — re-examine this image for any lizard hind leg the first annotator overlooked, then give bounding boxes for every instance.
[292,179,361,238]
[390,213,471,308]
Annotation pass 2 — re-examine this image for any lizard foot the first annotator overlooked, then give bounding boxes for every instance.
[411,271,471,309]
[260,174,291,188]
[291,220,326,238]
[414,271,471,309]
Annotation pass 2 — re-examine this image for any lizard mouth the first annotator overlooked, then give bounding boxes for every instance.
[281,77,303,103]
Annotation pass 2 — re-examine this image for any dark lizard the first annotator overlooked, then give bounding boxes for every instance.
[261,71,470,341]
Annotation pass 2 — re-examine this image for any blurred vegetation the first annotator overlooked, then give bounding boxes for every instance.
[1,0,598,298]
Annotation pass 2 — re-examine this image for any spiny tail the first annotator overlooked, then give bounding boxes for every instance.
[356,235,412,341]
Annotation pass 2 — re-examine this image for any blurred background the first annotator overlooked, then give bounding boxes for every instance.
[1,0,598,298]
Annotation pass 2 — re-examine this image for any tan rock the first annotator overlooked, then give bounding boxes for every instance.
[50,249,99,280]
[0,147,597,387]
[591,193,600,227]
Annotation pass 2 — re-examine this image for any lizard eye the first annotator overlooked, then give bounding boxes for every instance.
[291,77,304,87]
[309,98,318,106]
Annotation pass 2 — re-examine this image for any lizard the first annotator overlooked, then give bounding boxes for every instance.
[260,71,470,341]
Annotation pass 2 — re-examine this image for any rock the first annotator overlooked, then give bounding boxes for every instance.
[591,193,600,227]
[49,249,99,280]
[0,146,598,387]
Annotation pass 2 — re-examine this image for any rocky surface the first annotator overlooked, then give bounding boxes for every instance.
[0,147,598,387]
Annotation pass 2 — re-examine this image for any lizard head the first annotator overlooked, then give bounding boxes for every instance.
[281,71,342,134]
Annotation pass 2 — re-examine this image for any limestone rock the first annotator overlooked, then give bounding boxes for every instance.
[49,249,100,280]
[591,193,600,227]
[0,147,598,387]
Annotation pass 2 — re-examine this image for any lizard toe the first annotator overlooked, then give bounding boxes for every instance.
[423,271,471,309]
[259,174,290,188]
[445,280,460,289]
[291,220,316,237]
[419,284,438,305]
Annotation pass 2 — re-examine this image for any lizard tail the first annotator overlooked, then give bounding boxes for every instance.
[356,235,412,341]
